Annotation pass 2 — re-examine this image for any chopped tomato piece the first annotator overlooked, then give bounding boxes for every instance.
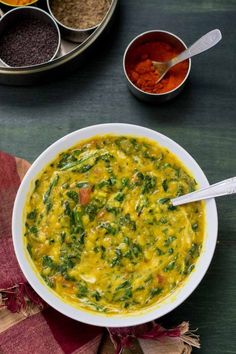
[157,274,164,284]
[79,187,91,206]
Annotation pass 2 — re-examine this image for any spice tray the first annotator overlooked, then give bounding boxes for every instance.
[0,0,118,86]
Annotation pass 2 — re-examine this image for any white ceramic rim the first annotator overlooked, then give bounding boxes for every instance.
[123,30,192,97]
[12,123,218,327]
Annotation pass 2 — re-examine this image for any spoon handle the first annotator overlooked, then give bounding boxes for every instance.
[170,29,222,67]
[171,176,236,206]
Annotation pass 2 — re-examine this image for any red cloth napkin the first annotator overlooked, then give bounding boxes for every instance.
[0,151,200,354]
[0,152,25,290]
[0,151,103,354]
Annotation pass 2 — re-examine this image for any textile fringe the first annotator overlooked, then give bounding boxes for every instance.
[0,283,45,315]
[179,322,200,349]
[109,321,200,354]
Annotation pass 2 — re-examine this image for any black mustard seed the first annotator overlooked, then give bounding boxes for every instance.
[0,16,59,67]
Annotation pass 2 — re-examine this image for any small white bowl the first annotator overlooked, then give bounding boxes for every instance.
[12,124,218,327]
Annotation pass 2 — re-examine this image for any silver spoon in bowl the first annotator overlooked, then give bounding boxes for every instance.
[152,29,222,84]
[171,176,236,206]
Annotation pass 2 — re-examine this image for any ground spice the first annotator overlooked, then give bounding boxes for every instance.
[0,0,36,5]
[126,41,189,94]
[0,15,58,67]
[50,0,111,30]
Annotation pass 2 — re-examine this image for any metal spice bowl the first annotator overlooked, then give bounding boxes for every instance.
[123,30,191,104]
[0,6,61,68]
[47,0,112,43]
[0,0,118,85]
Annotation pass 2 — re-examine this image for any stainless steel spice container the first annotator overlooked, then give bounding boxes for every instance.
[0,6,61,68]
[47,0,112,43]
[0,0,118,85]
[123,30,191,104]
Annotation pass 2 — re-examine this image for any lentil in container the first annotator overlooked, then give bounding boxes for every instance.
[50,0,112,30]
[24,135,205,314]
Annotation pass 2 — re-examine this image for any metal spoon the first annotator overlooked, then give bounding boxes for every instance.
[171,177,236,206]
[152,29,222,83]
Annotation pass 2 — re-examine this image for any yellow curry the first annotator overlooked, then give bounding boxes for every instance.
[24,135,205,314]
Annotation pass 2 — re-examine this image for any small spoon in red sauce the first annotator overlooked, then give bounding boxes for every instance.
[153,29,222,83]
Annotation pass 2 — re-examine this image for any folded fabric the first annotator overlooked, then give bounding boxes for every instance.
[0,151,200,354]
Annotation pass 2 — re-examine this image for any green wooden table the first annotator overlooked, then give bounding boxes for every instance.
[0,1,235,352]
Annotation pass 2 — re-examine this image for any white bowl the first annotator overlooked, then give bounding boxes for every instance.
[12,124,218,327]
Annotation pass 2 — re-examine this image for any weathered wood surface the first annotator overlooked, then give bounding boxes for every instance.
[0,1,235,353]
